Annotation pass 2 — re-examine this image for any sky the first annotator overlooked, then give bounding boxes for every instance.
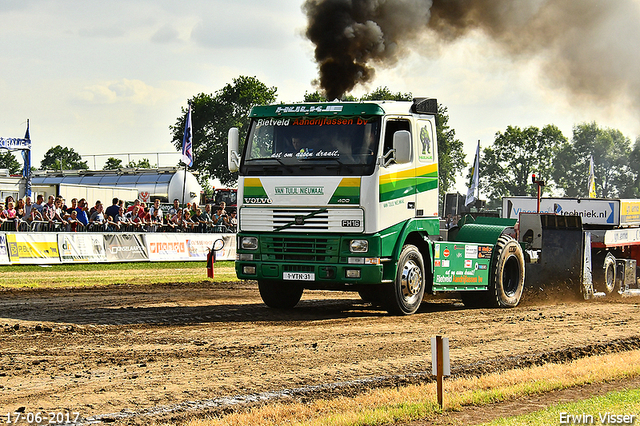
[1,0,639,193]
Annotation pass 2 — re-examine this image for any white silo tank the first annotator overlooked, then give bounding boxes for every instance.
[167,169,202,204]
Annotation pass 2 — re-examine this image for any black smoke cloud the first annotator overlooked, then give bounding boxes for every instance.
[303,0,640,106]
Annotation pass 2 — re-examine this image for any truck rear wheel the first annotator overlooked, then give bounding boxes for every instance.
[594,253,617,295]
[488,235,525,308]
[258,280,303,309]
[382,244,425,315]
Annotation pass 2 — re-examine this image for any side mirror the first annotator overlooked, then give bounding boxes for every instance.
[393,130,411,164]
[228,128,240,172]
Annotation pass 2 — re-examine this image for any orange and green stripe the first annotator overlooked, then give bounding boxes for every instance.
[243,177,268,198]
[329,177,361,204]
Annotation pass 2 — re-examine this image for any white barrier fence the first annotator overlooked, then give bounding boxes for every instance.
[0,232,237,265]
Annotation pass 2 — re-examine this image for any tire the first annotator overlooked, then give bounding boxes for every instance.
[487,236,525,308]
[594,253,617,295]
[258,280,303,309]
[382,244,425,315]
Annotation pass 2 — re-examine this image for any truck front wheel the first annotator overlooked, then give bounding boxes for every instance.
[258,280,303,309]
[382,244,425,315]
[489,236,525,308]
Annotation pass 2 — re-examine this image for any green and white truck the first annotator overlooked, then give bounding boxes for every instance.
[228,98,525,315]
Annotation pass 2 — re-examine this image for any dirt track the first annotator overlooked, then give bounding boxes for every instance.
[1,281,639,423]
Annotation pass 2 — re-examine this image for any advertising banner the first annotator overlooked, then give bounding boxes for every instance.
[503,197,619,226]
[146,233,236,262]
[145,233,191,261]
[6,233,60,264]
[104,234,148,262]
[432,242,491,292]
[58,233,107,263]
[0,234,11,265]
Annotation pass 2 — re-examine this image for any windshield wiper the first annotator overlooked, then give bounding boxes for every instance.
[274,208,327,232]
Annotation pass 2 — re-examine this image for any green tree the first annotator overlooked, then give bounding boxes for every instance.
[0,151,22,174]
[170,76,277,186]
[360,86,412,101]
[127,158,153,169]
[40,145,88,170]
[103,157,123,170]
[480,125,566,204]
[303,91,326,102]
[436,105,467,202]
[553,122,634,198]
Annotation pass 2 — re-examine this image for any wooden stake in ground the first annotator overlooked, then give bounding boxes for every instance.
[431,336,450,409]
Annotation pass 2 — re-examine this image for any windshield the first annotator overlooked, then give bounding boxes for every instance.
[240,116,381,176]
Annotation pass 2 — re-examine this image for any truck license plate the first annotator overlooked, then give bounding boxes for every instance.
[283,272,315,281]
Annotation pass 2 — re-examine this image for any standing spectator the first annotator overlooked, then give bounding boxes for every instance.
[89,200,102,217]
[24,196,34,218]
[33,194,45,215]
[105,198,119,220]
[3,201,17,230]
[127,199,141,213]
[149,199,163,217]
[183,209,197,232]
[89,204,106,231]
[168,198,180,217]
[75,198,89,227]
[229,210,238,232]
[213,206,229,231]
[66,198,78,216]
[66,210,80,232]
[149,206,164,232]
[15,199,25,220]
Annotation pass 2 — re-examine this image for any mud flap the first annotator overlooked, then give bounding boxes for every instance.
[582,232,594,299]
[523,215,586,295]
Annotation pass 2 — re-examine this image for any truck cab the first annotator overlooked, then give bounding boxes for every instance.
[229,99,524,314]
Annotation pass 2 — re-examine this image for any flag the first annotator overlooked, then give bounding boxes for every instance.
[465,140,480,206]
[181,104,193,167]
[588,155,596,198]
[22,120,31,197]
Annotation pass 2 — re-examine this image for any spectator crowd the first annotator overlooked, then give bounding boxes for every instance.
[0,195,237,233]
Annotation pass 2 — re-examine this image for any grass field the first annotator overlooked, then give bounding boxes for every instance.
[181,350,640,426]
[0,261,238,288]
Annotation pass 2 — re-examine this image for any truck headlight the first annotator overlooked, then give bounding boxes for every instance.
[241,236,258,250]
[349,239,368,253]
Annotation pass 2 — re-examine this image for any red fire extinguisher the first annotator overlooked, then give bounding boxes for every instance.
[207,238,225,279]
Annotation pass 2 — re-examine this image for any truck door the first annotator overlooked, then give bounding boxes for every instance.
[379,118,416,230]
[415,118,438,217]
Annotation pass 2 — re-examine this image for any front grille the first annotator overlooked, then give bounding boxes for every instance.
[240,208,364,233]
[261,236,340,262]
